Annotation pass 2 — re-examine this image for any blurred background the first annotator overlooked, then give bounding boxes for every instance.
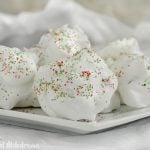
[0,0,149,53]
[0,0,149,26]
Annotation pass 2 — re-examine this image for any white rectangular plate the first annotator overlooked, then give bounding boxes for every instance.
[0,106,150,134]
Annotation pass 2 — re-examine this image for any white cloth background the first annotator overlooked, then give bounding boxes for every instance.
[0,0,150,149]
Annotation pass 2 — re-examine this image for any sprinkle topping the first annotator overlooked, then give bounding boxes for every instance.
[34,48,118,101]
[0,46,36,82]
[52,25,90,55]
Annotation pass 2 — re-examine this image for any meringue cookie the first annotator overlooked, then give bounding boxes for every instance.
[111,54,150,108]
[28,25,91,67]
[98,38,142,61]
[34,49,118,121]
[0,46,37,109]
[98,38,150,108]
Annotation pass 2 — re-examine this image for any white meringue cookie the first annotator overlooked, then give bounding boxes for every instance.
[0,46,37,109]
[98,38,150,109]
[34,49,118,121]
[111,54,150,108]
[28,25,91,67]
[98,38,142,60]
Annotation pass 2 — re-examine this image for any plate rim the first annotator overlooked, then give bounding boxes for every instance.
[0,107,150,134]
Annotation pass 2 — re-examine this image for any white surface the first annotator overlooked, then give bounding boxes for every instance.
[0,0,150,149]
[0,118,150,150]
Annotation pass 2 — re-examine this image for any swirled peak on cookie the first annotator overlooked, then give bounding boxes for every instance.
[33,49,118,121]
[99,38,150,108]
[28,25,91,66]
[0,46,37,109]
